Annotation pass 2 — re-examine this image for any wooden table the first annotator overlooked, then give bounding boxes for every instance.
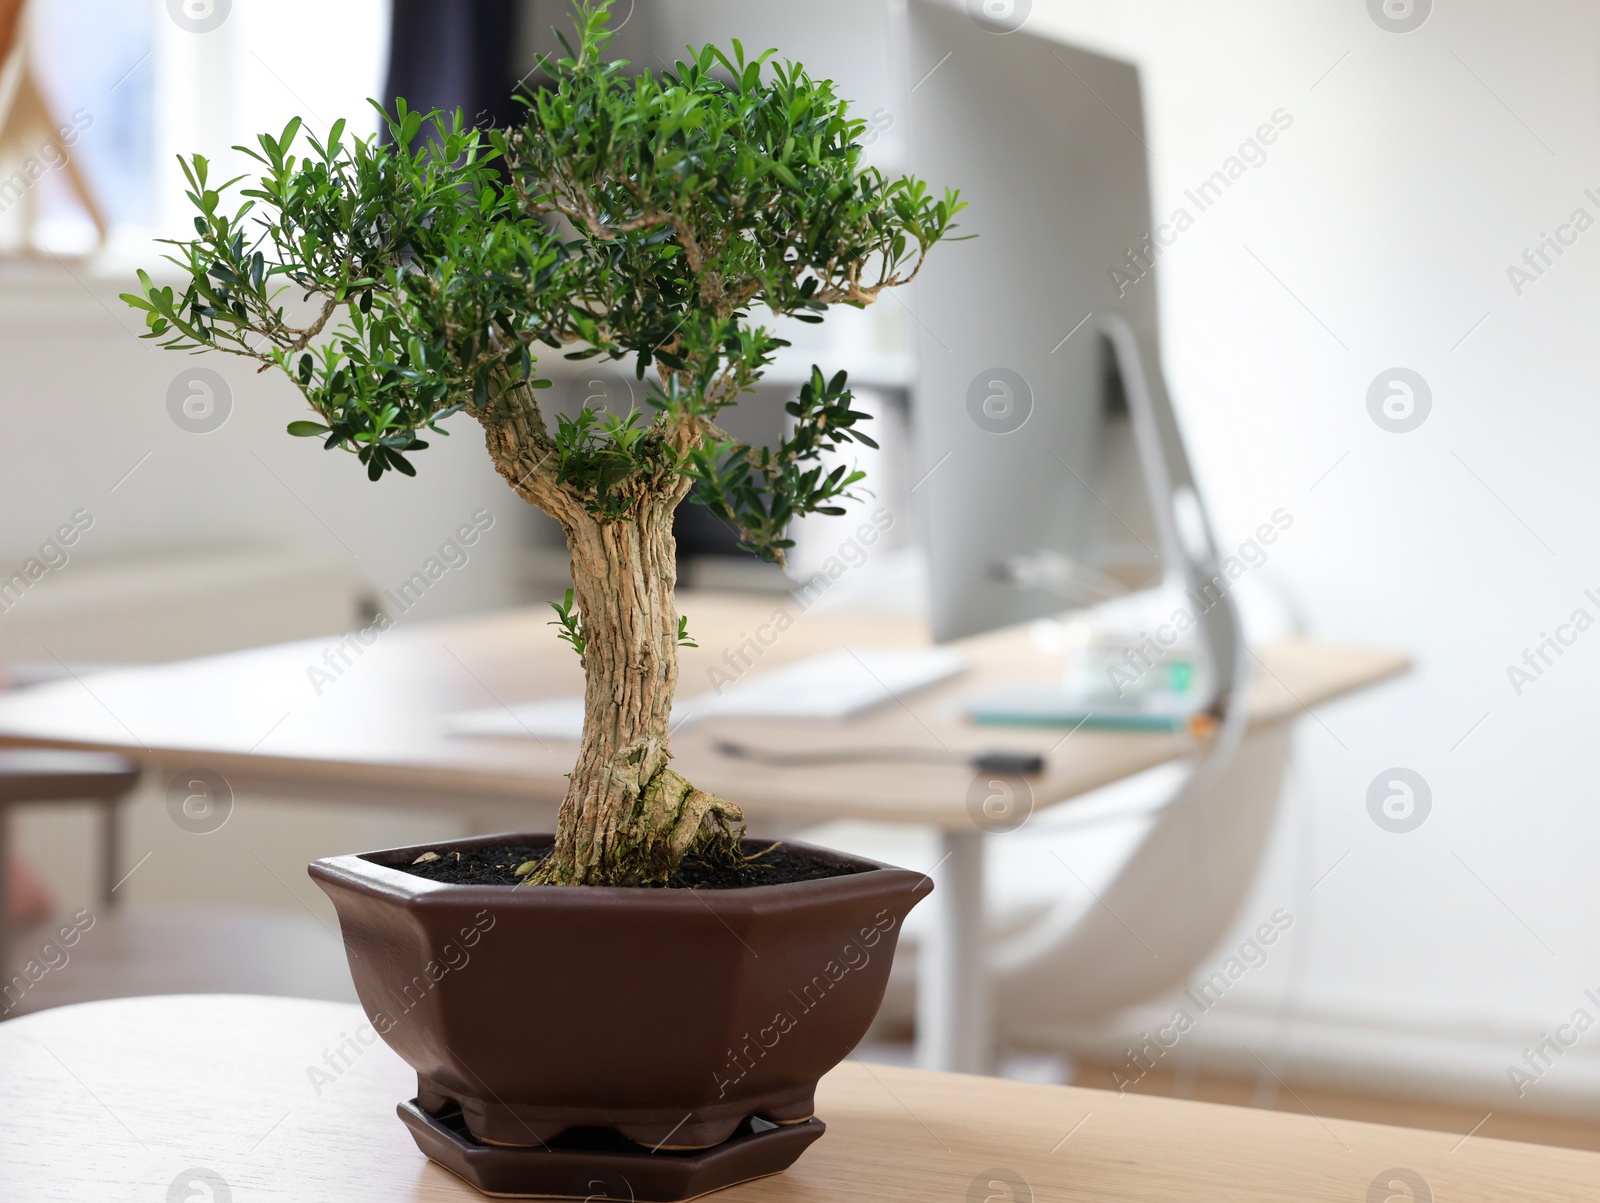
[0,594,1407,1072]
[2,994,1588,1201]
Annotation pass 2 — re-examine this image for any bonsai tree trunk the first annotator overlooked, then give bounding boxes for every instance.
[481,387,744,885]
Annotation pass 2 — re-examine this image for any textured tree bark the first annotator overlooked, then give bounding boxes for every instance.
[535,499,745,885]
[478,383,745,885]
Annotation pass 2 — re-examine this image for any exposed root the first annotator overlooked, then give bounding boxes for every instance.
[641,767,745,870]
[527,754,746,887]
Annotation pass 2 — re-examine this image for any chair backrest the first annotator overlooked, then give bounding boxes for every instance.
[995,721,1294,1038]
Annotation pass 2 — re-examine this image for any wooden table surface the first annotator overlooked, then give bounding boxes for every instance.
[0,593,1408,829]
[0,994,1588,1201]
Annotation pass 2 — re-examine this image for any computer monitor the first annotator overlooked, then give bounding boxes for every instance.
[905,1,1241,712]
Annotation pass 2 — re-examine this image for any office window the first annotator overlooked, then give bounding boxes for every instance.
[11,0,389,258]
[27,0,155,251]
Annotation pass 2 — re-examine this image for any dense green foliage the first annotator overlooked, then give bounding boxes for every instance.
[124,0,961,561]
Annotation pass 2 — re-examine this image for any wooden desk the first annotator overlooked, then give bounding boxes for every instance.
[0,594,1407,1071]
[0,593,1404,824]
[1,994,1587,1201]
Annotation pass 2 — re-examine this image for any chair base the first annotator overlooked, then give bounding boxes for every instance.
[398,1098,824,1201]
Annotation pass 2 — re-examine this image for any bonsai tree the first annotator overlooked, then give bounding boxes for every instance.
[124,1,961,886]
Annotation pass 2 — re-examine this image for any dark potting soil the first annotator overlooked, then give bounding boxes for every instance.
[389,842,872,889]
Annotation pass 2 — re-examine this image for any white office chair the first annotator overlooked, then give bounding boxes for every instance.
[800,723,1292,1053]
[801,575,1300,1053]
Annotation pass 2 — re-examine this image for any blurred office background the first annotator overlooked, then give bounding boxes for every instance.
[4,0,1600,1142]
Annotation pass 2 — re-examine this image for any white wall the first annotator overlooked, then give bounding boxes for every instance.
[993,0,1600,1103]
[0,270,532,627]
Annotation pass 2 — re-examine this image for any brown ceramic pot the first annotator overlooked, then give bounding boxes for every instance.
[308,833,928,1153]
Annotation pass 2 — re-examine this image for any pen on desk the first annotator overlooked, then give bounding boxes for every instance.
[712,741,1045,775]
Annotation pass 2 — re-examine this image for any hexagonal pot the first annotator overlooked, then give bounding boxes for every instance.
[308,833,927,1189]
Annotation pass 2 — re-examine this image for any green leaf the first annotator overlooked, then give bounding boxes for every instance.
[287,420,331,437]
[548,588,587,656]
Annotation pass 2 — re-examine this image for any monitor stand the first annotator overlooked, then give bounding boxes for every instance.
[1101,313,1246,723]
[963,316,1248,732]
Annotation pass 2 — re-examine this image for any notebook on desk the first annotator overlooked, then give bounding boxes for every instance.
[443,647,969,739]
